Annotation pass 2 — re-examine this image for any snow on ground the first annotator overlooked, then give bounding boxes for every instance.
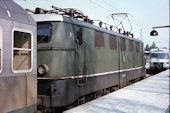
[64,70,170,113]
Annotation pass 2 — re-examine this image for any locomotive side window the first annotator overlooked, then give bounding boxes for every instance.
[12,30,33,72]
[109,35,117,50]
[0,27,2,72]
[129,40,134,51]
[120,38,126,51]
[136,42,139,52]
[95,31,104,48]
[37,23,52,44]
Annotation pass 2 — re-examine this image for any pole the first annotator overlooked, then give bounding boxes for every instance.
[153,25,170,29]
[140,28,143,41]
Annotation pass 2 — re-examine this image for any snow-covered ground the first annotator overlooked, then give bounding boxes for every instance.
[64,70,170,113]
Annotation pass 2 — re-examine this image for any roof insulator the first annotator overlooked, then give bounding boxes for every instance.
[99,21,103,27]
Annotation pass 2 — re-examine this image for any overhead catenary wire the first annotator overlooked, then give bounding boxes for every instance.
[102,0,140,32]
[88,0,134,35]
[88,0,113,13]
[89,0,143,32]
[102,0,123,13]
[25,0,169,48]
[100,0,168,42]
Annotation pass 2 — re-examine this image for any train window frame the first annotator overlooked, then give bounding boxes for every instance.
[0,26,3,73]
[12,28,33,73]
[37,23,52,44]
[129,40,134,51]
[109,35,117,50]
[94,31,105,48]
[136,42,140,53]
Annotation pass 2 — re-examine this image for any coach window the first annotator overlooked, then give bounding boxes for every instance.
[95,31,104,48]
[12,29,32,72]
[129,40,134,51]
[109,35,117,50]
[120,38,126,51]
[37,23,52,44]
[136,42,139,52]
[0,27,2,72]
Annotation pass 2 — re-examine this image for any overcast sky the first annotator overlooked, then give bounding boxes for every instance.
[14,0,170,49]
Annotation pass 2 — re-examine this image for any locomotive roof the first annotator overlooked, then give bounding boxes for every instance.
[0,0,36,25]
[32,14,142,43]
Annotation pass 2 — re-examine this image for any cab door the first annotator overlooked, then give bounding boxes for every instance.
[74,26,87,99]
[75,26,86,75]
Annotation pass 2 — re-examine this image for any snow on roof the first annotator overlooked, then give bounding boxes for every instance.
[150,48,169,53]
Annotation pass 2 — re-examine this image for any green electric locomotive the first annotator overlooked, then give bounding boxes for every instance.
[31,7,145,112]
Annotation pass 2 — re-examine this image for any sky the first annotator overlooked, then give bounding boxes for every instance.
[14,0,170,49]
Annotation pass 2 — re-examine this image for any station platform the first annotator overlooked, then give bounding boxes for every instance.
[64,69,170,113]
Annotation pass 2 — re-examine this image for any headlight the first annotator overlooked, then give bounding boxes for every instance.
[164,62,169,65]
[38,64,49,75]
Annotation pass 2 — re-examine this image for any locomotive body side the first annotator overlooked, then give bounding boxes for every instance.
[32,14,145,112]
[0,1,37,113]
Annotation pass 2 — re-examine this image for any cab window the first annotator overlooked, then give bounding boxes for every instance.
[37,23,52,44]
[13,30,32,72]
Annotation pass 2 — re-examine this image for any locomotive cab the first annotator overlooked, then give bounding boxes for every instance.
[36,20,76,78]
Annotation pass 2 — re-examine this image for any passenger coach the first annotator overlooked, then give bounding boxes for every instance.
[0,1,37,113]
